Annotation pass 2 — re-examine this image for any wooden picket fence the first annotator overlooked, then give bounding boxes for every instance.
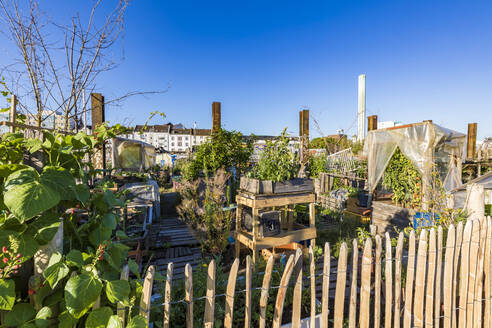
[129,217,492,327]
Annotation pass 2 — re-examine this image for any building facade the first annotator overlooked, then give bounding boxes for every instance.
[122,123,211,153]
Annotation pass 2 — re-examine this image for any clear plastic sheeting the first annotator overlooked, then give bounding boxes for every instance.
[363,122,466,193]
[112,137,156,171]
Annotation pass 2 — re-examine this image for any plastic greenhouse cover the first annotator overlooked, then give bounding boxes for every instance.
[362,122,466,193]
[112,137,156,170]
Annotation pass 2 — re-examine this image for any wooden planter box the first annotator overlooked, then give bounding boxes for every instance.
[239,177,314,194]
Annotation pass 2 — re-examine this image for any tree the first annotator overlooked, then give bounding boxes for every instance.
[0,0,166,130]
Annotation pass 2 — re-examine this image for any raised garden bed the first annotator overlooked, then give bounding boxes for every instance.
[239,176,314,194]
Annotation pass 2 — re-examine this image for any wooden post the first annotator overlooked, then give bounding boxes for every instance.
[212,101,221,133]
[367,115,378,132]
[91,93,106,174]
[467,123,477,160]
[9,95,16,133]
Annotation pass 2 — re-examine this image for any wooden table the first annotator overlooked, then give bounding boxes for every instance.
[235,190,317,264]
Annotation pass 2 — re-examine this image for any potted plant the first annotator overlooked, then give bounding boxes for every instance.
[242,129,314,194]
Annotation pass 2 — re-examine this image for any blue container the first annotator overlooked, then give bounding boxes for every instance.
[413,212,440,229]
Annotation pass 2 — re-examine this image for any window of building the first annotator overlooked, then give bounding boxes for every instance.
[178,142,182,147]
[178,136,182,141]
[171,143,174,147]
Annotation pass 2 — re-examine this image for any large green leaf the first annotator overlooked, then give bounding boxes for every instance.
[64,273,102,319]
[66,249,84,267]
[40,166,76,201]
[102,213,117,230]
[34,306,52,328]
[0,164,29,178]
[4,169,60,221]
[85,307,113,328]
[106,315,123,328]
[126,315,147,328]
[105,280,130,304]
[0,278,15,310]
[58,311,77,328]
[43,262,69,289]
[25,212,61,245]
[88,225,112,247]
[71,184,90,204]
[5,303,35,326]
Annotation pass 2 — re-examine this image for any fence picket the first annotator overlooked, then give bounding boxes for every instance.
[466,220,480,328]
[334,242,348,328]
[245,255,252,328]
[185,264,193,328]
[459,220,472,327]
[272,254,295,328]
[485,217,492,326]
[375,235,382,328]
[321,243,330,328]
[259,256,275,328]
[452,221,464,328]
[403,230,416,328]
[359,238,372,328]
[204,259,216,328]
[394,232,404,328]
[473,218,487,328]
[425,228,436,328]
[310,245,316,328]
[443,225,456,328]
[292,249,303,328]
[434,226,443,327]
[163,263,174,328]
[140,265,155,326]
[385,233,393,328]
[349,239,359,328]
[224,258,239,328]
[414,230,428,328]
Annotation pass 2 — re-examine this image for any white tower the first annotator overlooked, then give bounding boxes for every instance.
[357,74,366,142]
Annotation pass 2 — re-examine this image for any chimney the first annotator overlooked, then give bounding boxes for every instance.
[357,74,366,141]
[212,101,221,133]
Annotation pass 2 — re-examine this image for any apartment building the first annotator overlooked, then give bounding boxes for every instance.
[123,123,211,153]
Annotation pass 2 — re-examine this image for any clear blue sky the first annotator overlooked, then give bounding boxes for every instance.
[2,0,492,139]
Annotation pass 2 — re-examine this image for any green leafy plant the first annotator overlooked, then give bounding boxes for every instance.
[248,129,298,182]
[0,125,149,327]
[382,148,421,208]
[308,155,328,178]
[183,128,254,181]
